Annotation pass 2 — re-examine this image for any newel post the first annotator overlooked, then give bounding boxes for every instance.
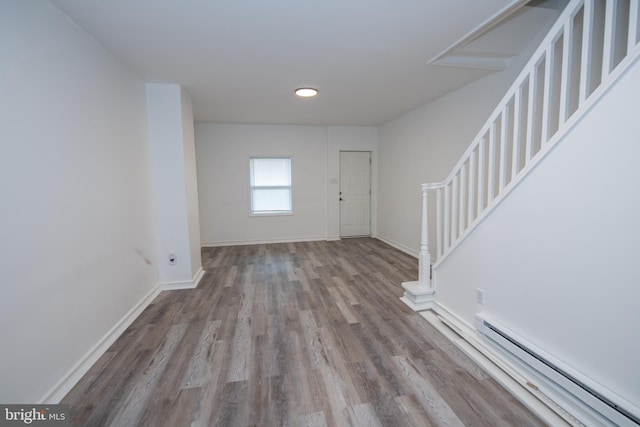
[400,184,435,311]
[418,184,432,289]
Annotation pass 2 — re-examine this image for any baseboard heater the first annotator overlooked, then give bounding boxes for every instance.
[475,313,640,427]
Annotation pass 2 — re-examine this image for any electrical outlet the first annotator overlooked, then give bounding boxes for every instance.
[476,288,485,305]
[168,254,177,265]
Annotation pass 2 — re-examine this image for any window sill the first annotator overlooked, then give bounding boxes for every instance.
[249,211,294,217]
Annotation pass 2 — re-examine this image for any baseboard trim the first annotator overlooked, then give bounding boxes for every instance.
[421,304,576,427]
[159,267,206,290]
[160,280,195,290]
[40,284,162,404]
[374,235,418,258]
[202,236,327,247]
[192,267,205,288]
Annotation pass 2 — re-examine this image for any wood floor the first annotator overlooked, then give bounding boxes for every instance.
[63,238,546,427]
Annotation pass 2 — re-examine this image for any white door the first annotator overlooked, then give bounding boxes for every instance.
[340,151,371,237]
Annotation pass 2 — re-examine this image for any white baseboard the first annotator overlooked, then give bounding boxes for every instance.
[160,280,196,290]
[374,235,418,258]
[192,267,205,287]
[202,236,327,247]
[40,284,162,404]
[160,267,206,290]
[420,304,575,427]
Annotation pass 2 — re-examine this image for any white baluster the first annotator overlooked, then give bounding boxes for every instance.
[451,174,459,241]
[459,164,466,233]
[436,188,442,258]
[541,47,553,145]
[580,0,594,104]
[477,137,485,216]
[444,184,451,251]
[525,68,537,162]
[559,21,572,124]
[499,107,508,191]
[468,150,476,224]
[487,123,496,202]
[629,0,639,54]
[602,0,616,79]
[512,87,521,181]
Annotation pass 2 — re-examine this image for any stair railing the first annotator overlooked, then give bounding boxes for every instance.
[403,0,640,307]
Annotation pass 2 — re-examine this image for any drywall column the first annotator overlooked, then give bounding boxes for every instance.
[146,84,203,289]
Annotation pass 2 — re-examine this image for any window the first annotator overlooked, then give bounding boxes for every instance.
[249,157,292,215]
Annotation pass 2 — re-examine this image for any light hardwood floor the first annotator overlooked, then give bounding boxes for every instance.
[63,238,547,426]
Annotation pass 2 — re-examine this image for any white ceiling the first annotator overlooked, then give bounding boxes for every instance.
[50,0,540,126]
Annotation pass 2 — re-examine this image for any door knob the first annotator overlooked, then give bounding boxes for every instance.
[340,198,344,201]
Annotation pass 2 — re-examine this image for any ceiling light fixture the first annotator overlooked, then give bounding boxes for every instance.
[295,87,318,97]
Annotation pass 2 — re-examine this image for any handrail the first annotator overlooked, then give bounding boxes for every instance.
[417,0,640,274]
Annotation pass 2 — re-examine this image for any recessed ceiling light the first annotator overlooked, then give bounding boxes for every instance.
[295,87,318,97]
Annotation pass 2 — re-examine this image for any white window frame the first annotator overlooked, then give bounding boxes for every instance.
[249,156,293,216]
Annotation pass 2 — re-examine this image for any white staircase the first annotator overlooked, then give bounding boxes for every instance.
[402,0,640,309]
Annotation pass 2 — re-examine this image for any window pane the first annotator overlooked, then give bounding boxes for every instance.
[251,158,291,186]
[250,157,292,214]
[252,188,292,212]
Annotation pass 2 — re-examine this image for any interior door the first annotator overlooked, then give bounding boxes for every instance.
[340,151,371,237]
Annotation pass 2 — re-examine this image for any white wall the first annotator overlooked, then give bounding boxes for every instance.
[0,0,157,403]
[377,26,552,256]
[327,126,378,240]
[147,84,202,286]
[436,57,640,410]
[196,124,329,245]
